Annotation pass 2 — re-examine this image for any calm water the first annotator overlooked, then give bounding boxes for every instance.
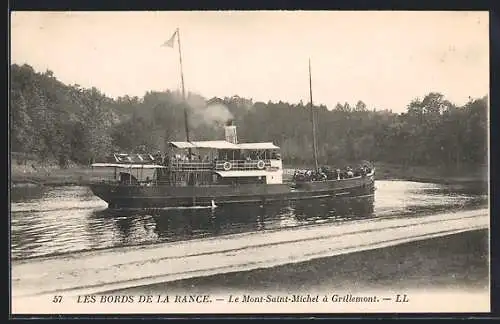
[10,180,487,260]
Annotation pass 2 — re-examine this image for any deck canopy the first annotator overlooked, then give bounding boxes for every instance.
[170,140,239,149]
[169,141,279,150]
[91,163,167,169]
[238,142,279,150]
[193,141,240,149]
[169,142,197,149]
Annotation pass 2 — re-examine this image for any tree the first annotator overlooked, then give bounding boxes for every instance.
[355,100,367,112]
[9,63,488,173]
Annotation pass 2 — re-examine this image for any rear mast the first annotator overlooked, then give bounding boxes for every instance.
[309,58,319,171]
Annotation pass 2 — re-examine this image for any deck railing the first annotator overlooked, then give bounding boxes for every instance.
[168,161,214,171]
[214,160,271,171]
[167,159,273,172]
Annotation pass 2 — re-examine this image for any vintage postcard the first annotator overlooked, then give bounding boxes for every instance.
[10,11,490,315]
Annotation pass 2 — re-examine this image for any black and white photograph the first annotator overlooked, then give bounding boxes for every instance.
[10,11,489,314]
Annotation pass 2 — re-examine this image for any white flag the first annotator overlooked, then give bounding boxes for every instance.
[162,30,177,48]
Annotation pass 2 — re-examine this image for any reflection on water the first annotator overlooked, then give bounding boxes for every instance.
[10,180,487,260]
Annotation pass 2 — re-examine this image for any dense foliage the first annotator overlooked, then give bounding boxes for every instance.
[10,64,488,169]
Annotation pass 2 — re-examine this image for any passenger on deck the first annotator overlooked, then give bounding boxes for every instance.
[154,151,162,162]
[346,166,354,178]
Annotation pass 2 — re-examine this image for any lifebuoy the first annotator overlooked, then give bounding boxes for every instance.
[223,162,232,171]
[257,160,265,170]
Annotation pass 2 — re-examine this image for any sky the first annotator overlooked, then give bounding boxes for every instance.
[11,11,489,113]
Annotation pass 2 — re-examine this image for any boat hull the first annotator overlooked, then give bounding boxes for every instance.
[90,173,375,209]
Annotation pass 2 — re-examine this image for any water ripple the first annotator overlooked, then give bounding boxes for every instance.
[10,180,487,260]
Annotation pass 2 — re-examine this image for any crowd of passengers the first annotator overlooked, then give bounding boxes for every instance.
[152,151,281,165]
[293,165,372,182]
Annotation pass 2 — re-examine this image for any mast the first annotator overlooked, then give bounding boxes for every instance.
[176,28,191,143]
[309,58,319,170]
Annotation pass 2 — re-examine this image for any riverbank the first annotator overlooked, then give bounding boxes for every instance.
[10,165,113,187]
[87,229,489,314]
[11,209,488,299]
[373,163,487,185]
[10,162,488,188]
[12,228,489,314]
[110,228,489,295]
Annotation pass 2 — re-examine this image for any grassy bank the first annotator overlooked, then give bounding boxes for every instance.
[373,163,488,185]
[10,164,114,187]
[10,162,488,187]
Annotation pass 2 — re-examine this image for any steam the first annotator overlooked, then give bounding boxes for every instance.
[186,95,234,128]
[167,91,235,128]
[201,103,234,126]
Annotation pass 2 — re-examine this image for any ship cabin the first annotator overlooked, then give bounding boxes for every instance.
[165,139,283,186]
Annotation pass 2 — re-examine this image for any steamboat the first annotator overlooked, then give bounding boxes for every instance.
[89,123,375,209]
[88,29,375,209]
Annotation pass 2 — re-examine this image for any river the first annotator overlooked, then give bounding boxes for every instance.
[10,180,487,261]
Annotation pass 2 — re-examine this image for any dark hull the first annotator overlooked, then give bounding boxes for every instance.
[90,173,375,209]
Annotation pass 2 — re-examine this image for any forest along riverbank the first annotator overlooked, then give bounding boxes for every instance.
[10,162,488,188]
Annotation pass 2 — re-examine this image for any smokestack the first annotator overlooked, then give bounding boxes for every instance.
[224,120,238,144]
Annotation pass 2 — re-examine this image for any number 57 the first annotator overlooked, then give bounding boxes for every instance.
[52,296,63,303]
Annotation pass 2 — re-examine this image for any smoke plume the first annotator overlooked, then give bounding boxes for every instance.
[185,95,234,128]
